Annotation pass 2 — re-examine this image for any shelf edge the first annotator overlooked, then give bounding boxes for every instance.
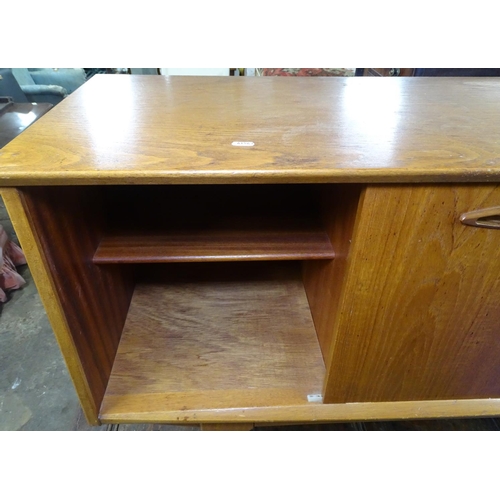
[99,397,500,424]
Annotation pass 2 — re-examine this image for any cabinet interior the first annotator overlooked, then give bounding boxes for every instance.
[95,184,335,263]
[20,183,362,422]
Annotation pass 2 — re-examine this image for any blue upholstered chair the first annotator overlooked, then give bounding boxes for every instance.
[0,69,29,102]
[9,68,87,105]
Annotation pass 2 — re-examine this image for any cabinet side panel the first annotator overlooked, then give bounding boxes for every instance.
[1,188,100,423]
[324,184,500,403]
[303,185,363,360]
[18,187,134,418]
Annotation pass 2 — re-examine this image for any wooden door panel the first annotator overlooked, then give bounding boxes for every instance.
[324,184,500,403]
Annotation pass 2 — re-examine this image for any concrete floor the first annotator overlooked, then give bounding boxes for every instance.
[1,195,499,431]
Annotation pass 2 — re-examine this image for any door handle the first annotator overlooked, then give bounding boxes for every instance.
[460,207,500,229]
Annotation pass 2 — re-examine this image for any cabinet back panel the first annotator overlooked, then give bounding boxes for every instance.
[102,184,320,230]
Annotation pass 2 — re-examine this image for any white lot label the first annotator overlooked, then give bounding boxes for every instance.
[232,141,255,147]
[307,394,323,403]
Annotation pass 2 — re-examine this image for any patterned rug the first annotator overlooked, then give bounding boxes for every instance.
[258,68,355,77]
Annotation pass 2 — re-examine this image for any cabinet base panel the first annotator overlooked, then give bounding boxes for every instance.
[99,398,500,425]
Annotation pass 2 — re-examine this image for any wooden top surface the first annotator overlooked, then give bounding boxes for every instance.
[1,75,500,185]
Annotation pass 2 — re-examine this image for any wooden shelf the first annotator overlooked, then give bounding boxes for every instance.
[93,217,335,264]
[95,184,334,264]
[100,262,325,422]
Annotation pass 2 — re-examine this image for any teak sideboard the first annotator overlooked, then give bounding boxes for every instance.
[2,75,500,430]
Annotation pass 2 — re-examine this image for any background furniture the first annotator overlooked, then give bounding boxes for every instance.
[129,68,160,75]
[2,76,500,429]
[0,69,30,103]
[258,68,355,76]
[159,68,230,76]
[0,223,26,303]
[356,68,500,77]
[0,99,52,148]
[8,68,86,104]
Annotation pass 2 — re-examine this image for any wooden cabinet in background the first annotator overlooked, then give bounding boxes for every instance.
[356,68,500,77]
[357,68,415,76]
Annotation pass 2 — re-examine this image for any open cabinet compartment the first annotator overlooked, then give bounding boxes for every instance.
[19,184,362,423]
[101,261,326,421]
[94,184,335,263]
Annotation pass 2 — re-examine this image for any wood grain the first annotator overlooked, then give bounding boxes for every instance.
[94,219,334,263]
[0,188,99,424]
[19,187,134,417]
[303,185,362,360]
[100,396,500,424]
[324,184,500,403]
[4,75,500,428]
[101,262,325,420]
[2,76,500,185]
